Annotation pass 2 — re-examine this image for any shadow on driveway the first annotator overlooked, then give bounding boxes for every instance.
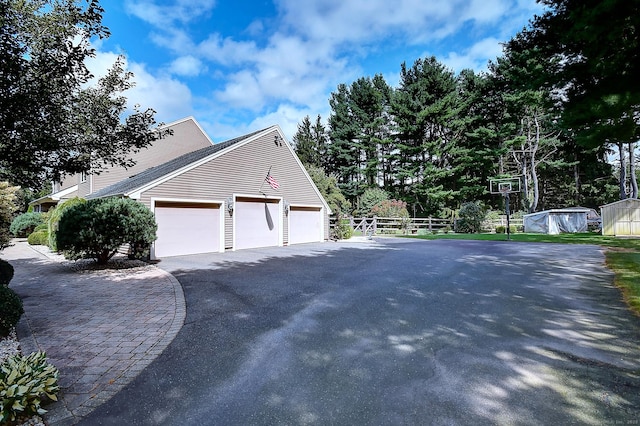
[80,239,640,425]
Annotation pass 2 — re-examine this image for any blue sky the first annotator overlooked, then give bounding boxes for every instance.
[90,0,545,142]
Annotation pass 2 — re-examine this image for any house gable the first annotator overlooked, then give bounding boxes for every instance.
[124,126,329,249]
[85,116,213,195]
[83,123,330,254]
[32,116,213,209]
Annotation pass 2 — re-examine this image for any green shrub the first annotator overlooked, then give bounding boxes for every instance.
[0,259,13,286]
[0,286,23,337]
[34,223,47,232]
[455,202,485,233]
[332,216,353,240]
[47,197,86,251]
[27,230,48,246]
[358,188,389,217]
[57,197,157,264]
[0,182,20,250]
[9,212,44,238]
[495,225,517,234]
[0,351,59,423]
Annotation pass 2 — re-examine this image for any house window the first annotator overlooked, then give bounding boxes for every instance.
[80,171,87,183]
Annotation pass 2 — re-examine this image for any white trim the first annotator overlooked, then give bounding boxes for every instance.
[600,198,640,209]
[52,184,79,200]
[128,127,278,199]
[150,197,225,259]
[231,193,283,251]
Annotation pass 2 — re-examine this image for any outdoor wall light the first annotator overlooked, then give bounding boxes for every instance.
[284,200,290,215]
[226,197,234,215]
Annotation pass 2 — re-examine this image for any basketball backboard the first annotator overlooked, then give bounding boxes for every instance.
[490,177,522,194]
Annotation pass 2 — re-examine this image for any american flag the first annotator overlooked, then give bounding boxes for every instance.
[266,173,279,190]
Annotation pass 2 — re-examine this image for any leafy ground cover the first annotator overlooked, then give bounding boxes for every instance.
[404,232,640,316]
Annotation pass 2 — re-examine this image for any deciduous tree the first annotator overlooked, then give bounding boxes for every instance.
[0,0,164,188]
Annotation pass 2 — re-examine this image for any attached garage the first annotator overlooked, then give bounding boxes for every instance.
[289,206,323,245]
[153,201,223,257]
[234,197,281,250]
[87,125,331,259]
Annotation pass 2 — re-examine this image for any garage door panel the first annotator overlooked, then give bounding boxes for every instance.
[289,208,322,244]
[235,201,280,250]
[155,206,221,257]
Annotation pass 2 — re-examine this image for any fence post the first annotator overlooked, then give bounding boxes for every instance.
[428,217,432,232]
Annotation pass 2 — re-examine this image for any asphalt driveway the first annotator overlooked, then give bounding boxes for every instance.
[80,238,640,425]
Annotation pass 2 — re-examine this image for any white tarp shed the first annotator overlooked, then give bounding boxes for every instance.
[523,208,589,234]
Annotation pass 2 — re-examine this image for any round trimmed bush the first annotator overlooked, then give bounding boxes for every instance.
[57,197,157,264]
[10,212,44,237]
[27,229,49,245]
[0,259,14,286]
[0,285,24,336]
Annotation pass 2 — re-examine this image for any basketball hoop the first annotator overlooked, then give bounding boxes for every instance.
[490,177,520,241]
[498,182,512,194]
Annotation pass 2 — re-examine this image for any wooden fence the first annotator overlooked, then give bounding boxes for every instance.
[330,216,524,236]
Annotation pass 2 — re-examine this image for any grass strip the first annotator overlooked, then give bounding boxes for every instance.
[605,251,640,316]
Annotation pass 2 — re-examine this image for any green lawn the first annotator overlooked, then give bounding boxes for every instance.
[403,232,640,316]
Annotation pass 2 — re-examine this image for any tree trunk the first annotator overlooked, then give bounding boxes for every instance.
[574,152,581,205]
[619,141,627,200]
[529,116,541,213]
[629,142,638,198]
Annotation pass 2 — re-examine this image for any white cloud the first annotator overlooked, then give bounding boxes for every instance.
[85,47,195,123]
[197,35,258,65]
[249,104,323,141]
[124,0,216,27]
[210,32,353,111]
[126,62,195,121]
[150,28,197,53]
[198,103,325,142]
[169,55,205,76]
[462,0,511,24]
[111,0,545,139]
[441,37,504,72]
[84,50,122,84]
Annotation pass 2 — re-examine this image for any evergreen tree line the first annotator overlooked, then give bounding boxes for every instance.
[294,0,638,217]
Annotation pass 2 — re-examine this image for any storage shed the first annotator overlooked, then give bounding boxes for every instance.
[601,198,640,236]
[523,208,589,234]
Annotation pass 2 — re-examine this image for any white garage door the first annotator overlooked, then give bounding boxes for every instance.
[235,197,280,250]
[289,207,322,244]
[154,202,221,257]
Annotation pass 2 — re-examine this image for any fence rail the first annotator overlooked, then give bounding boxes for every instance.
[330,215,524,236]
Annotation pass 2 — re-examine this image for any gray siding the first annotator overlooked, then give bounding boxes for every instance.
[77,176,91,198]
[92,118,212,194]
[139,128,328,249]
